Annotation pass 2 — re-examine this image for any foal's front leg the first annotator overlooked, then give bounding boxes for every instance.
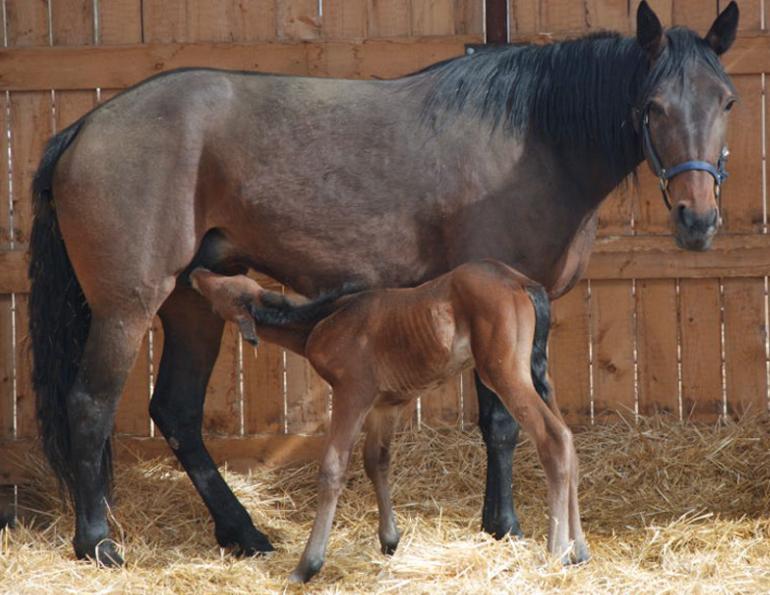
[363,404,401,554]
[290,385,372,583]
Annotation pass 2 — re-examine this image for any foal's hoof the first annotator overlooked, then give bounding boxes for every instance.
[380,531,400,555]
[288,558,323,583]
[76,539,125,567]
[571,540,591,565]
[215,524,274,557]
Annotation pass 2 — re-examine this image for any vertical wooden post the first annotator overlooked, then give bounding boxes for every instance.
[486,0,508,43]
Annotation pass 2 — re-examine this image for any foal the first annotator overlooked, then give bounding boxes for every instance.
[190,260,588,582]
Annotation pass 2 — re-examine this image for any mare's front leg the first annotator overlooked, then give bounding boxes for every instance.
[150,286,273,555]
[363,404,401,554]
[290,384,372,583]
[475,372,523,538]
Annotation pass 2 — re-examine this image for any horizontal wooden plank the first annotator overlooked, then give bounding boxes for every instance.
[5,233,770,295]
[0,434,324,484]
[505,31,768,76]
[0,36,480,91]
[586,233,770,280]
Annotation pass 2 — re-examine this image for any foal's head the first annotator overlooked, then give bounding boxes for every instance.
[635,1,739,251]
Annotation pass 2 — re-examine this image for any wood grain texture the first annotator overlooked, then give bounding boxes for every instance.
[679,279,723,421]
[721,75,763,233]
[672,0,717,32]
[412,0,455,36]
[723,278,767,417]
[277,0,320,40]
[367,0,411,37]
[322,0,368,39]
[586,0,630,32]
[420,377,462,427]
[636,279,679,417]
[542,0,587,32]
[549,281,591,424]
[510,0,541,34]
[243,340,284,434]
[98,0,143,44]
[285,351,329,434]
[590,280,636,421]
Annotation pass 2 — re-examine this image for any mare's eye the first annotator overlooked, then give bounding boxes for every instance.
[725,99,737,112]
[648,102,665,117]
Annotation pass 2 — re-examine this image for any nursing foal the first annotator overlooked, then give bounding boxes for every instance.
[190,260,587,583]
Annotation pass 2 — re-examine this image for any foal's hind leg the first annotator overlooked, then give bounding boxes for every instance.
[150,285,273,555]
[69,313,156,565]
[475,373,523,538]
[363,403,401,555]
[541,374,589,563]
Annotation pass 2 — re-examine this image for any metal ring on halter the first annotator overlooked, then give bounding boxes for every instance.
[640,109,729,212]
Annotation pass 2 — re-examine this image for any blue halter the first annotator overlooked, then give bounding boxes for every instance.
[641,108,729,211]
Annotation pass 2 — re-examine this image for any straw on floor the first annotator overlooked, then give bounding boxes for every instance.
[2,415,770,594]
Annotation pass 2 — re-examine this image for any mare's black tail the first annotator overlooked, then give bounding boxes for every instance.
[525,286,552,402]
[28,118,107,501]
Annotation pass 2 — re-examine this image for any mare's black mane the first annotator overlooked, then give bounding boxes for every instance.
[412,28,734,179]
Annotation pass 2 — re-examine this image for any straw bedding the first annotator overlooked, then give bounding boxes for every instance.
[2,415,770,594]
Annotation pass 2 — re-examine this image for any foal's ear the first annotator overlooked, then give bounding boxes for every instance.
[636,1,665,59]
[705,1,739,56]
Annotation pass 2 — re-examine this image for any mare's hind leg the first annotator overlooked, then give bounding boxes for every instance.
[69,313,155,565]
[475,373,523,538]
[150,285,273,555]
[363,404,401,554]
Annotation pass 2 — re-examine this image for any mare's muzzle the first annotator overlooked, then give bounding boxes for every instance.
[641,109,729,211]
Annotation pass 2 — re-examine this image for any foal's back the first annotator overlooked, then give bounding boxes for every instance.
[304,260,538,395]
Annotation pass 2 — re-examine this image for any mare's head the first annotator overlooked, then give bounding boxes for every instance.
[635,1,739,250]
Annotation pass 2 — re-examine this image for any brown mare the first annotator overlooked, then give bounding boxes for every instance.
[190,261,585,583]
[28,2,738,565]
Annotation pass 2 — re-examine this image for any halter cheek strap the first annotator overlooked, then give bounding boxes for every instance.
[641,110,730,211]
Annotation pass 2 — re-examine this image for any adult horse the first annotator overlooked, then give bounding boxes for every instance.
[29,1,738,564]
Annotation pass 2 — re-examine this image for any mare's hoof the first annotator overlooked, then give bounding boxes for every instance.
[482,515,523,540]
[76,539,125,567]
[381,541,399,556]
[215,523,274,556]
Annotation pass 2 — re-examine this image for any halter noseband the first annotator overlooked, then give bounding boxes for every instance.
[641,107,730,211]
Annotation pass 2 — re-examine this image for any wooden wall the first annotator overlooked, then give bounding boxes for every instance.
[1,0,768,483]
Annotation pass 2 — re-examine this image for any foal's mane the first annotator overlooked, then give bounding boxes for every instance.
[410,28,734,179]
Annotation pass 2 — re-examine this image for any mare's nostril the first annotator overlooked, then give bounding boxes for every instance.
[677,204,693,229]
[705,208,719,228]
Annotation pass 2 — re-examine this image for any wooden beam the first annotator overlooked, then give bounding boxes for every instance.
[4,233,770,296]
[0,434,323,484]
[585,234,770,280]
[0,36,481,91]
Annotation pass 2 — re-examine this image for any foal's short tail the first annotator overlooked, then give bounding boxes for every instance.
[526,286,552,402]
[28,118,100,500]
[248,283,364,328]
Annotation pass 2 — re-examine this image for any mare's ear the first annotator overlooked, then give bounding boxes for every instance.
[637,1,665,59]
[705,1,739,56]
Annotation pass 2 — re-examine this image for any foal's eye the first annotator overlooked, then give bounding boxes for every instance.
[724,99,737,112]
